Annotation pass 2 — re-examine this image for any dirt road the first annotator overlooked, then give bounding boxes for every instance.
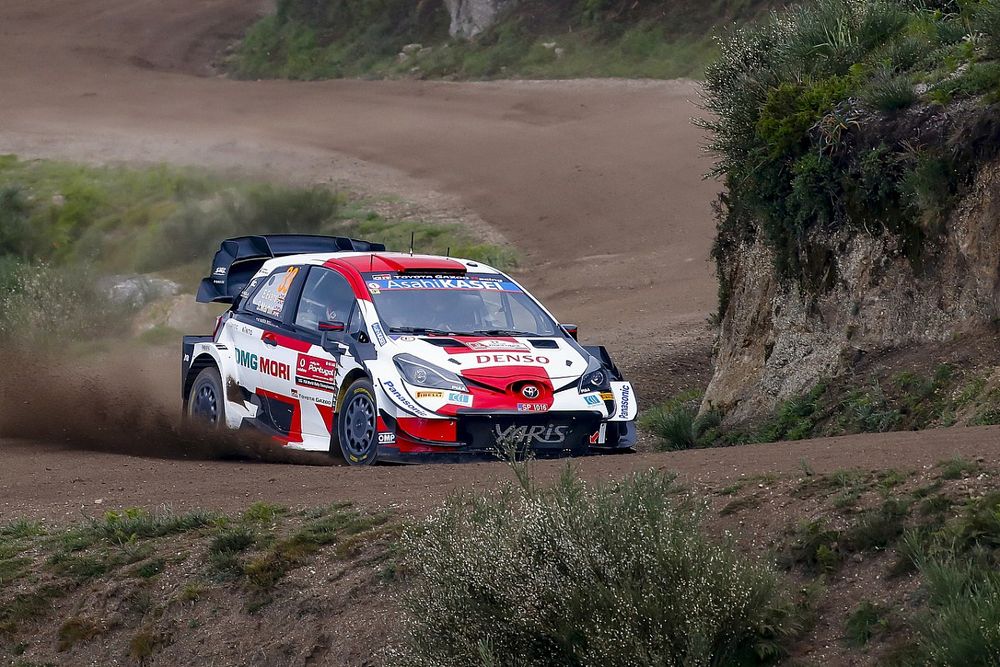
[0,0,718,358]
[1,0,996,518]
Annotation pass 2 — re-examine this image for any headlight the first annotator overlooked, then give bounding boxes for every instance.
[578,357,611,394]
[394,354,467,392]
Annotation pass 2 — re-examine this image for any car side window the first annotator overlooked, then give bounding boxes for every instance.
[246,266,300,320]
[294,267,356,332]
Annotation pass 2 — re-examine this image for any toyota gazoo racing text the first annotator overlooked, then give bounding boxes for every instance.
[181,235,638,464]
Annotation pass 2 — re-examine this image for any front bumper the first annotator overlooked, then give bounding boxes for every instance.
[377,410,633,463]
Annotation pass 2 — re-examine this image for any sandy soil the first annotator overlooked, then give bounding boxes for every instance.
[1,0,997,523]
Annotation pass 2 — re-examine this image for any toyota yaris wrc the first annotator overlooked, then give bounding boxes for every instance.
[182,235,637,464]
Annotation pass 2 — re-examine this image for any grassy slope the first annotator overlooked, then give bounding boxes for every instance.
[3,462,998,664]
[642,332,1000,451]
[229,0,783,81]
[0,155,515,343]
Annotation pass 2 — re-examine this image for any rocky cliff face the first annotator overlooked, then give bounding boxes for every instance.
[443,0,518,38]
[703,160,1000,423]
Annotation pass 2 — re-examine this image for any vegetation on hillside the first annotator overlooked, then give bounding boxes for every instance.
[230,0,781,81]
[702,0,1000,310]
[643,358,1000,450]
[0,502,399,663]
[0,156,513,342]
[5,464,1000,663]
[391,468,799,665]
[728,461,1000,664]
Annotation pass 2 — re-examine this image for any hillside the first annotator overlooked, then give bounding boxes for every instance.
[695,0,1000,429]
[229,0,785,80]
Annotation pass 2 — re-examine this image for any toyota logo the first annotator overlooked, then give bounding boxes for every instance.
[521,384,540,399]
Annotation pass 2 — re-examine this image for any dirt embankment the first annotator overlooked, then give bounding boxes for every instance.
[705,158,1000,424]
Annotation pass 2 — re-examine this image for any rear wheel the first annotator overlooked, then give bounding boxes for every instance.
[333,378,379,466]
[187,366,226,429]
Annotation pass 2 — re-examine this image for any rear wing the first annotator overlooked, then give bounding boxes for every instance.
[196,235,386,304]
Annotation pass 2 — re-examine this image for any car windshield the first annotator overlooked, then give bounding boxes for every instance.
[364,273,560,337]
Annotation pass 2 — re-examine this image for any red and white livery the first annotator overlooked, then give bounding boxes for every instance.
[182,235,637,464]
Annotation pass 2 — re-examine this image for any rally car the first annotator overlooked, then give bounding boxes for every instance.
[181,235,637,464]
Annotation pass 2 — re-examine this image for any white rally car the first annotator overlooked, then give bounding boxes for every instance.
[182,235,637,464]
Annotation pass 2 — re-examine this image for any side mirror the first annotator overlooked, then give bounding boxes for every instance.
[319,321,346,332]
[561,324,579,340]
[320,321,348,357]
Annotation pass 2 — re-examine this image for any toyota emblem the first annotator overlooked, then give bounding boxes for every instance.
[521,384,540,399]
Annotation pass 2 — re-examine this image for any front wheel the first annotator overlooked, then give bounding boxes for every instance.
[333,378,379,466]
[187,366,227,429]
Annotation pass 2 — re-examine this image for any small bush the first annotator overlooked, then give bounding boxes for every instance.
[861,71,917,112]
[754,385,826,443]
[208,526,256,577]
[845,499,909,551]
[639,391,720,450]
[938,456,978,480]
[845,600,889,647]
[909,555,1000,664]
[94,508,216,544]
[57,617,102,651]
[393,469,799,665]
[781,519,842,573]
[976,1,1000,59]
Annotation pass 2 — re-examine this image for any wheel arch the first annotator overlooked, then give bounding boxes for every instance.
[335,368,372,413]
[183,353,219,409]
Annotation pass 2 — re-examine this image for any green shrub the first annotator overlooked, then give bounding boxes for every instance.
[861,71,917,112]
[639,391,720,450]
[0,262,140,342]
[393,470,799,666]
[753,384,827,443]
[909,555,1000,664]
[840,381,900,433]
[702,0,1000,300]
[845,600,889,647]
[976,1,1000,59]
[781,519,842,573]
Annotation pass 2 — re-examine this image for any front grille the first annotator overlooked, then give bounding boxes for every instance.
[458,412,601,455]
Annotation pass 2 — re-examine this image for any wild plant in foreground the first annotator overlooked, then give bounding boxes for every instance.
[391,468,798,666]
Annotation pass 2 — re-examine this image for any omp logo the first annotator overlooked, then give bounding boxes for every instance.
[475,354,550,365]
[378,432,396,444]
[235,348,290,380]
[494,424,568,445]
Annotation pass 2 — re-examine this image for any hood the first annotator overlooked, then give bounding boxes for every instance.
[388,335,588,385]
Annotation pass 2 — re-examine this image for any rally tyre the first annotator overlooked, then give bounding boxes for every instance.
[187,366,226,429]
[334,378,379,466]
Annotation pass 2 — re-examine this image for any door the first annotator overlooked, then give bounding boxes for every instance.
[287,266,360,441]
[237,265,305,442]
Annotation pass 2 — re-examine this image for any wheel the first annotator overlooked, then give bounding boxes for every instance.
[333,378,379,466]
[187,366,226,429]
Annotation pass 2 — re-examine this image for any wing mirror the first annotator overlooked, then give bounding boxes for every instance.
[320,321,349,357]
[561,324,579,340]
[319,321,346,332]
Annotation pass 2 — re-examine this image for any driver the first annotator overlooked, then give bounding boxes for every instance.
[422,290,479,332]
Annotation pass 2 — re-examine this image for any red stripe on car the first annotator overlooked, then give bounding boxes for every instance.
[254,388,303,445]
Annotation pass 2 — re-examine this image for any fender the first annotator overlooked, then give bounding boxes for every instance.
[182,339,254,429]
